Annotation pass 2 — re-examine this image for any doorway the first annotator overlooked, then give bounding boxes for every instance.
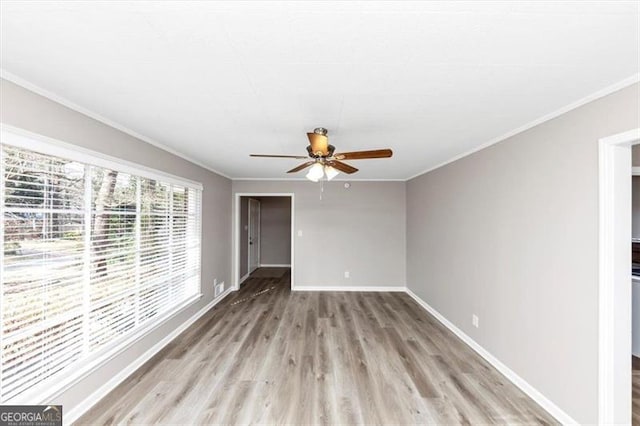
[599,128,640,424]
[234,193,295,290]
[632,155,640,424]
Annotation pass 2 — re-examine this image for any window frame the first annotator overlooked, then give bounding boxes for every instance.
[0,125,203,404]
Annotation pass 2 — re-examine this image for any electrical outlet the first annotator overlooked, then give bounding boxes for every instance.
[472,314,479,328]
[344,271,350,279]
[297,230,303,237]
[215,282,224,297]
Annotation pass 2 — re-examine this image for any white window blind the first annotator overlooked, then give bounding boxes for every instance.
[0,142,202,402]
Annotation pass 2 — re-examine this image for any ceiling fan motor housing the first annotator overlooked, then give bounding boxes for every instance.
[307,144,335,158]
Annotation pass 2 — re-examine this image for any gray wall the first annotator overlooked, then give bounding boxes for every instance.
[633,177,640,239]
[233,181,406,288]
[239,197,249,278]
[632,144,640,166]
[0,79,232,413]
[257,196,292,266]
[406,83,639,423]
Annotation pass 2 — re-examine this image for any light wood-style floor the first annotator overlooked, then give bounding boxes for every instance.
[77,268,557,425]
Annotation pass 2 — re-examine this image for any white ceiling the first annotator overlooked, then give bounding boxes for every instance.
[1,1,638,180]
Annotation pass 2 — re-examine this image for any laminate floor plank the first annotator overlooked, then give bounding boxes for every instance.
[76,268,558,425]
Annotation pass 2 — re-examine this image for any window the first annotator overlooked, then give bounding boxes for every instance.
[0,136,202,403]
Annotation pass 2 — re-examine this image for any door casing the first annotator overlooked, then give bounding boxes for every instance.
[599,128,640,424]
[234,193,295,290]
[248,198,261,274]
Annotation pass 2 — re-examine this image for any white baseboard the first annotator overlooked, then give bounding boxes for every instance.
[293,285,407,292]
[63,283,574,424]
[404,289,577,425]
[65,287,233,425]
[259,263,291,267]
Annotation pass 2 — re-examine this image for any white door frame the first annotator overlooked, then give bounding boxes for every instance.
[599,128,640,424]
[247,198,261,274]
[234,193,295,290]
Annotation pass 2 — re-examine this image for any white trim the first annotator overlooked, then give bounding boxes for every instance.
[234,193,295,291]
[13,292,202,406]
[405,289,577,425]
[293,285,406,292]
[407,74,640,181]
[196,189,203,297]
[0,127,206,405]
[0,125,203,190]
[64,287,233,425]
[248,198,261,274]
[238,272,251,285]
[0,70,231,180]
[290,197,295,290]
[232,177,406,182]
[631,166,640,176]
[598,128,640,425]
[3,70,637,183]
[246,199,251,276]
[259,263,291,268]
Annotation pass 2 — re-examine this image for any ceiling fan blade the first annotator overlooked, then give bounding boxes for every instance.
[333,149,393,160]
[328,160,358,174]
[307,133,329,156]
[287,161,315,173]
[250,154,309,159]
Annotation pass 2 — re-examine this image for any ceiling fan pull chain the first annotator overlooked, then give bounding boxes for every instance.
[320,179,324,200]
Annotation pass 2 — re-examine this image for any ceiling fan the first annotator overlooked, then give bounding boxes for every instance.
[250,128,393,181]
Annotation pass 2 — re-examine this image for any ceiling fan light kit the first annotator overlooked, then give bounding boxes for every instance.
[306,162,325,182]
[324,165,339,181]
[250,128,393,182]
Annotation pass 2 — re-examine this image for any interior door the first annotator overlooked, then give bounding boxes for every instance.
[248,198,261,273]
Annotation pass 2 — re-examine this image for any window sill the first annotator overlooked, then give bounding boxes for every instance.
[7,292,203,405]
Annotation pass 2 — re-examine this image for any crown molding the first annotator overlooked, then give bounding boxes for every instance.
[3,69,637,183]
[0,69,232,180]
[1,70,403,183]
[232,177,406,182]
[406,73,640,181]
